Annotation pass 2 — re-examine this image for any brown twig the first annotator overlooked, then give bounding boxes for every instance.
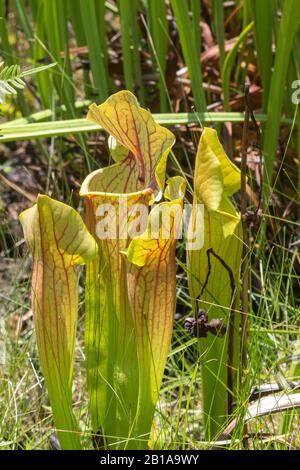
[240,83,264,448]
[244,89,263,213]
[198,247,236,416]
[0,173,37,202]
[241,83,250,374]
[240,82,252,448]
[207,248,236,416]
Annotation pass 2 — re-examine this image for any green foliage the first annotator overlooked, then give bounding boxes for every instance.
[262,0,300,197]
[1,0,300,451]
[0,64,26,96]
[0,63,56,98]
[171,0,206,111]
[1,0,300,195]
[222,22,254,111]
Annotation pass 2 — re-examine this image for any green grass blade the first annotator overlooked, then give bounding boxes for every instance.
[213,0,225,70]
[31,0,53,109]
[0,112,295,142]
[94,0,108,67]
[130,0,145,104]
[251,0,275,110]
[0,0,28,114]
[12,0,34,45]
[191,0,201,57]
[43,0,76,117]
[234,2,252,87]
[1,99,91,127]
[0,1,12,64]
[79,0,108,101]
[118,0,135,92]
[171,0,206,111]
[68,0,92,98]
[222,21,254,111]
[147,0,169,111]
[263,0,300,198]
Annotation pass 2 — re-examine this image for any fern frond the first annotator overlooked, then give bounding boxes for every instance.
[0,62,57,99]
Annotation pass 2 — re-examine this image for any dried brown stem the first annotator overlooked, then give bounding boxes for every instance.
[199,247,236,416]
[241,83,250,374]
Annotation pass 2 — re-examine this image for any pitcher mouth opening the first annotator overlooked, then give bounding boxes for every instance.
[79,167,155,199]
